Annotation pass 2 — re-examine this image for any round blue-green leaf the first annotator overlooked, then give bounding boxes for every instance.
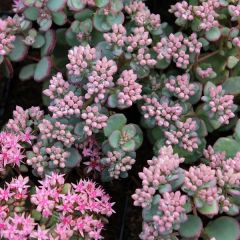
[38,18,52,32]
[96,0,109,7]
[213,137,240,158]
[47,0,66,12]
[9,36,28,62]
[52,12,67,26]
[222,77,240,95]
[179,215,203,239]
[109,130,121,148]
[19,64,36,81]
[93,10,111,32]
[205,27,221,41]
[34,57,52,82]
[204,217,240,240]
[32,34,45,48]
[67,0,85,11]
[122,139,136,152]
[65,148,82,168]
[24,7,39,20]
[104,113,127,137]
[74,9,94,21]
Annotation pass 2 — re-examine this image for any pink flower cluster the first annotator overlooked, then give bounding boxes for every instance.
[103,151,136,179]
[197,66,215,78]
[77,136,103,173]
[66,45,96,76]
[135,48,157,67]
[85,57,118,103]
[0,17,16,57]
[103,24,127,47]
[203,147,240,213]
[153,191,187,233]
[127,27,152,52]
[132,146,184,208]
[81,105,108,136]
[0,175,30,239]
[0,173,114,240]
[165,74,195,101]
[39,119,75,147]
[183,164,217,204]
[44,73,84,118]
[31,173,114,239]
[26,142,70,174]
[154,33,201,69]
[0,132,24,173]
[170,0,220,31]
[125,1,160,29]
[229,4,240,19]
[6,106,43,143]
[165,118,200,152]
[193,0,220,31]
[141,96,183,128]
[117,69,142,107]
[202,84,235,124]
[169,1,194,21]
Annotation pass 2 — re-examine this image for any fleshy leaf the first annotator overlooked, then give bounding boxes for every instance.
[104,114,127,137]
[96,0,109,8]
[47,0,66,12]
[67,0,85,11]
[65,148,82,168]
[41,30,57,56]
[109,130,121,148]
[122,139,136,152]
[34,57,52,82]
[205,27,221,41]
[52,12,67,26]
[19,64,36,81]
[204,217,240,240]
[179,215,203,239]
[222,77,240,95]
[24,7,39,21]
[213,137,240,158]
[9,36,28,62]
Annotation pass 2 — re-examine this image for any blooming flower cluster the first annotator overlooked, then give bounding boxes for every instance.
[0,131,24,174]
[0,17,17,59]
[0,173,114,240]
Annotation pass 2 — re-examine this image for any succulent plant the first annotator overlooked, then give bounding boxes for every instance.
[2,0,240,239]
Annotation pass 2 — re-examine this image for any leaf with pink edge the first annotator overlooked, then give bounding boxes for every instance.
[47,0,66,12]
[41,30,57,56]
[34,57,52,82]
[9,36,28,62]
[19,64,36,81]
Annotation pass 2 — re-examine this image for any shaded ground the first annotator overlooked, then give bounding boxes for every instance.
[0,1,177,239]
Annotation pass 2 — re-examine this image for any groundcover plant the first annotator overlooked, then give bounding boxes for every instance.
[1,0,240,239]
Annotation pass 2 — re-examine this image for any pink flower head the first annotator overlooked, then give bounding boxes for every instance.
[117,69,142,107]
[0,131,24,170]
[81,105,108,136]
[165,74,195,101]
[141,96,183,128]
[66,45,96,76]
[85,57,117,103]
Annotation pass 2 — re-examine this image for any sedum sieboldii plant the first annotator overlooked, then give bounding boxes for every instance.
[1,0,240,239]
